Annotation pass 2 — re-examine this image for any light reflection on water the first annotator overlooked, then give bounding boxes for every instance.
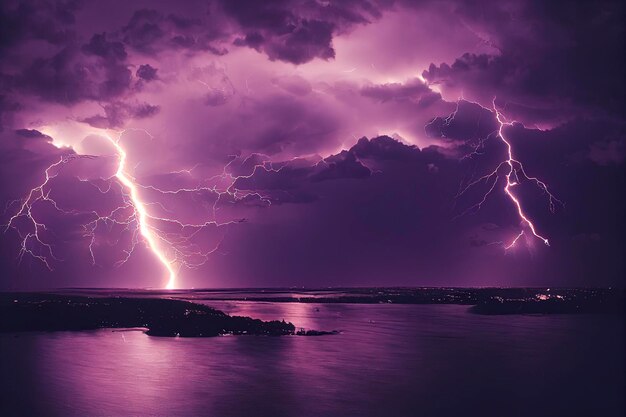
[0,303,623,417]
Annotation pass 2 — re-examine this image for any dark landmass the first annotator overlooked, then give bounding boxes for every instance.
[180,287,624,315]
[470,295,623,315]
[0,288,622,336]
[0,294,296,337]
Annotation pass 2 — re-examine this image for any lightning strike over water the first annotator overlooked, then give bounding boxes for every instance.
[2,131,178,288]
[102,133,178,289]
[492,101,555,249]
[2,127,322,289]
[442,97,562,250]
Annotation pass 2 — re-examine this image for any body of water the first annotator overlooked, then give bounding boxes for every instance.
[0,301,623,417]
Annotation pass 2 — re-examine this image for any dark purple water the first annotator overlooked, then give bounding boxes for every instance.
[1,302,623,417]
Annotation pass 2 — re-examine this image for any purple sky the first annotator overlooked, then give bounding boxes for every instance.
[0,0,624,289]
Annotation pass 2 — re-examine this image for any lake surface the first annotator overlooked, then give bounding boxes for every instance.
[1,301,623,417]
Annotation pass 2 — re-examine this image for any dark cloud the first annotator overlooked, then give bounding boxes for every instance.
[81,33,127,61]
[222,0,384,64]
[0,95,20,131]
[122,9,165,54]
[13,46,131,104]
[234,146,373,192]
[234,20,336,65]
[14,128,50,139]
[233,136,437,204]
[122,8,226,55]
[80,101,160,128]
[0,4,135,112]
[351,135,419,161]
[311,150,371,181]
[259,19,335,64]
[136,64,158,81]
[422,0,625,123]
[0,0,79,56]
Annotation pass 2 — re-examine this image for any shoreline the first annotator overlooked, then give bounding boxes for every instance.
[0,294,297,337]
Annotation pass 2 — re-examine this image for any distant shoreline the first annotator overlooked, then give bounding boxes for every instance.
[1,289,623,327]
[191,287,624,314]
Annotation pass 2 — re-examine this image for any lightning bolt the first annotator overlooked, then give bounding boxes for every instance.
[2,133,180,288]
[3,154,83,270]
[440,97,562,249]
[492,101,559,249]
[103,133,178,289]
[2,127,319,289]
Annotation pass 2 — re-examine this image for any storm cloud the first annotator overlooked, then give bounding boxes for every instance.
[0,0,623,289]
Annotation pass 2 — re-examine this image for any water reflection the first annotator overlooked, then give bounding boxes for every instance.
[1,304,624,417]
